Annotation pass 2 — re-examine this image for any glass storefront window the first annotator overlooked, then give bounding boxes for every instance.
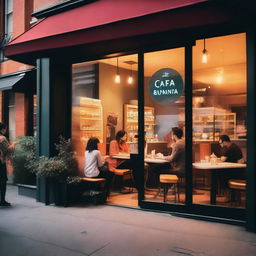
[192,33,247,208]
[72,54,138,207]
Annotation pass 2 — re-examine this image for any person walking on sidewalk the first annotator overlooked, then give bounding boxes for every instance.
[0,122,15,206]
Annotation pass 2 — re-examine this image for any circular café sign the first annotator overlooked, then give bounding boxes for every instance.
[148,68,184,105]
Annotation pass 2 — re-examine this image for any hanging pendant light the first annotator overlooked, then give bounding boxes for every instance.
[115,57,121,83]
[202,38,208,64]
[127,63,133,84]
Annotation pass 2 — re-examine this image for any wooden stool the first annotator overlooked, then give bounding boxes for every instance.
[113,169,133,192]
[228,179,246,206]
[159,174,179,203]
[80,177,107,204]
[80,177,106,190]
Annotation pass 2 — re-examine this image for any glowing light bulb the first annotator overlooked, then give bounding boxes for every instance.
[202,50,208,64]
[216,75,223,84]
[127,76,133,84]
[115,74,121,83]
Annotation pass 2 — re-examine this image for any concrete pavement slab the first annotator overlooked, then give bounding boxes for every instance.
[0,185,256,256]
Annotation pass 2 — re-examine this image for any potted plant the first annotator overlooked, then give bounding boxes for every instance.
[11,136,37,198]
[12,136,37,185]
[30,136,79,206]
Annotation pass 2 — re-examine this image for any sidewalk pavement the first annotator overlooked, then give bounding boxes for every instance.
[1,185,256,256]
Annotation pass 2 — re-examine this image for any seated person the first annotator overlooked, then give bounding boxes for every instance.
[84,137,113,196]
[163,127,185,177]
[219,135,244,163]
[150,127,185,179]
[107,130,130,171]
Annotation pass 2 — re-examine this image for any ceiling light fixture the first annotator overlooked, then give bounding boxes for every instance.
[123,60,137,85]
[127,63,134,84]
[114,57,121,83]
[202,38,208,64]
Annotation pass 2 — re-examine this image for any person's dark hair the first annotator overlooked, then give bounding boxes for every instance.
[115,130,127,144]
[86,137,100,152]
[171,127,183,139]
[219,135,231,142]
[0,122,7,131]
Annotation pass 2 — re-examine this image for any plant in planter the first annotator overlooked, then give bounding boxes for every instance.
[31,136,78,180]
[11,136,36,185]
[30,136,79,205]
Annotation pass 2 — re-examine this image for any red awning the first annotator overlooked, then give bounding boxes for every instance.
[4,0,233,64]
[5,0,210,58]
[9,0,207,45]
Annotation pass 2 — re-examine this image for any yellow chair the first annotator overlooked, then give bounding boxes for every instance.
[113,169,134,192]
[159,174,179,203]
[228,179,246,206]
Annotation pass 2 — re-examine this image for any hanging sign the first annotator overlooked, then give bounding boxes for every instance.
[148,68,184,105]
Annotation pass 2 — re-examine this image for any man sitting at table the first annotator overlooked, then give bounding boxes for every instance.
[151,127,185,179]
[219,135,244,163]
[163,127,185,177]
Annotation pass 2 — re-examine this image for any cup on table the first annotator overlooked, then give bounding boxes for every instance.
[200,159,207,163]
[205,155,210,162]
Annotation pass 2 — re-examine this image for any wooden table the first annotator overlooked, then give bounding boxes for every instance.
[111,154,168,188]
[192,162,246,205]
[111,154,168,164]
[111,154,130,160]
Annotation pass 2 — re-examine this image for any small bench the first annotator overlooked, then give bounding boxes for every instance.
[80,177,106,204]
[80,177,106,183]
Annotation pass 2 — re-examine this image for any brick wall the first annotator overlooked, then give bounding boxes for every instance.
[13,0,26,38]
[15,93,25,137]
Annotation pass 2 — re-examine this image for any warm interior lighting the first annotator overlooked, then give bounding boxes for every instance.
[216,74,223,84]
[127,63,133,84]
[202,39,208,64]
[215,68,224,84]
[115,57,121,83]
[115,74,121,83]
[127,76,133,84]
[123,60,137,85]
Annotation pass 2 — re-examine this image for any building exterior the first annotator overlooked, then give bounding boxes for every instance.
[1,0,256,232]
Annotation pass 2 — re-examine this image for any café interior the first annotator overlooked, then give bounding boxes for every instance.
[71,33,247,209]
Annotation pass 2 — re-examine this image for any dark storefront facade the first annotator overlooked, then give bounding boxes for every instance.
[4,0,256,232]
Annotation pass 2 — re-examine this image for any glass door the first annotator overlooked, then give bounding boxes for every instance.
[143,48,186,205]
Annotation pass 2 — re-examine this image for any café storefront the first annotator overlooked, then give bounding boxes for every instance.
[4,0,256,232]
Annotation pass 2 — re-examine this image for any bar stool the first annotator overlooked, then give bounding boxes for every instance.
[159,174,179,202]
[113,169,134,192]
[228,179,246,206]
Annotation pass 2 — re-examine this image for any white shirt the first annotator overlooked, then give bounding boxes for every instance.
[84,150,104,177]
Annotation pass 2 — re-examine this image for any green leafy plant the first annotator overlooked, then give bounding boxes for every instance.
[12,136,36,185]
[66,176,82,184]
[31,136,78,180]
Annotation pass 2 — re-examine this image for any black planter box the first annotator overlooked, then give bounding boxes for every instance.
[54,181,82,207]
[17,184,37,199]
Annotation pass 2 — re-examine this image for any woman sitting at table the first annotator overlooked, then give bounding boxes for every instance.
[84,137,113,196]
[108,130,130,171]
